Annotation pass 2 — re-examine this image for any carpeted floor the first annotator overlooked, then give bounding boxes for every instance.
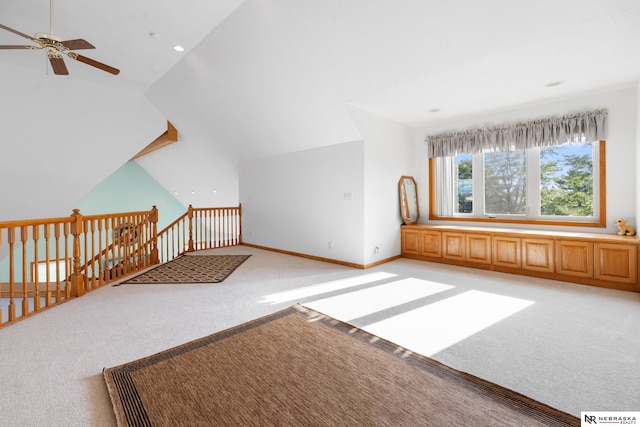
[103,304,579,427]
[121,254,251,284]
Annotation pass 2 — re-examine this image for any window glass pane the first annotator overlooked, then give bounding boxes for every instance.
[484,150,526,215]
[454,154,473,213]
[540,142,593,216]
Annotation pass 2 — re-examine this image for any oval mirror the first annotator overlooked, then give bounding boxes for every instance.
[399,176,419,225]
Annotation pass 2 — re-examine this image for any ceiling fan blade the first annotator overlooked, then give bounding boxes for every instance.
[0,45,33,49]
[0,23,34,40]
[71,53,119,75]
[49,55,69,75]
[60,39,95,50]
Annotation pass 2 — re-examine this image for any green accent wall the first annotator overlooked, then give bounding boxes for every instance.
[76,160,186,231]
[0,161,186,283]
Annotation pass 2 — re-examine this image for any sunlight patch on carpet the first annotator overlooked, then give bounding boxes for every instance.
[259,271,396,304]
[306,277,454,320]
[364,290,535,356]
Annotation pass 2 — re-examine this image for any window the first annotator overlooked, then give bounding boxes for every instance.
[430,141,605,227]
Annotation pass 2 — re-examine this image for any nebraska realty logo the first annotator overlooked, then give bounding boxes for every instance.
[582,412,640,426]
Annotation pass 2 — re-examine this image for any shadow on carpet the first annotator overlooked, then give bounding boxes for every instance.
[103,304,579,427]
[120,254,251,284]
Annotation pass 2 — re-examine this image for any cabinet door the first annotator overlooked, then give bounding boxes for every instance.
[466,233,491,264]
[401,228,421,255]
[420,230,442,258]
[556,240,593,278]
[522,238,554,273]
[442,232,465,261]
[594,243,637,284]
[493,235,521,269]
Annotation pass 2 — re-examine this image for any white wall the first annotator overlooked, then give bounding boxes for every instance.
[349,107,416,265]
[415,87,638,234]
[134,130,240,208]
[636,82,640,228]
[239,141,365,265]
[0,62,166,221]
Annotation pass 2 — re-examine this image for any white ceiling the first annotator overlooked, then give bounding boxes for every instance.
[0,0,244,92]
[2,1,640,211]
[3,1,639,126]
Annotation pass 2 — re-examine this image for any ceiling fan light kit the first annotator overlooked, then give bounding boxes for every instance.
[0,0,119,76]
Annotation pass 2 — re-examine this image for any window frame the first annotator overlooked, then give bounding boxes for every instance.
[428,141,606,228]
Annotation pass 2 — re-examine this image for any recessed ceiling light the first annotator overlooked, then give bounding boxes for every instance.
[212,188,218,193]
[173,45,185,52]
[173,191,178,196]
[545,81,564,87]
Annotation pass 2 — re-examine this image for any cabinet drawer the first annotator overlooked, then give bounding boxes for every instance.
[556,240,593,278]
[442,232,465,260]
[466,233,491,264]
[493,236,521,269]
[401,228,420,255]
[594,243,637,284]
[420,230,442,258]
[522,238,554,273]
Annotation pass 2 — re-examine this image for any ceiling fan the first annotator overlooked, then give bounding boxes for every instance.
[0,0,119,75]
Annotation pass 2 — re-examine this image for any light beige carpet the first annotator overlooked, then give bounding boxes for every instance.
[121,254,251,284]
[103,304,579,427]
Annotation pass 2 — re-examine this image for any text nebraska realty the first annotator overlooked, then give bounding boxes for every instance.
[585,415,637,425]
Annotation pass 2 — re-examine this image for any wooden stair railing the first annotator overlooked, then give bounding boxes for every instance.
[0,204,241,328]
[156,205,242,262]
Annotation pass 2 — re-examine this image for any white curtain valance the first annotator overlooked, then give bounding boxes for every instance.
[425,109,607,158]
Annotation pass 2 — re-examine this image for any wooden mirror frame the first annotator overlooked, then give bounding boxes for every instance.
[399,176,419,225]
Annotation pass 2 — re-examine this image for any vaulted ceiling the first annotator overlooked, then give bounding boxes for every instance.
[2,0,640,216]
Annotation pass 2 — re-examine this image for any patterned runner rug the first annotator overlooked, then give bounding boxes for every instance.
[103,304,579,426]
[121,254,251,284]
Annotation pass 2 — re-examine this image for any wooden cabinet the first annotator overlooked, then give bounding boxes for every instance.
[493,235,521,269]
[401,225,640,293]
[401,228,420,255]
[556,240,593,278]
[522,238,554,273]
[466,233,491,264]
[594,243,637,285]
[442,232,465,261]
[420,230,442,258]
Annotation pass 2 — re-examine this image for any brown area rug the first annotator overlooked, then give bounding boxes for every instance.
[121,254,250,284]
[103,305,579,427]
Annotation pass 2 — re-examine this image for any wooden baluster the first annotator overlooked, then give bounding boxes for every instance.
[213,209,218,248]
[238,204,243,244]
[187,204,194,252]
[43,225,52,307]
[69,209,85,297]
[82,219,89,290]
[54,224,61,302]
[8,227,16,321]
[32,225,41,311]
[111,217,118,280]
[21,226,29,316]
[123,216,130,276]
[150,206,159,265]
[207,209,212,249]
[64,223,71,299]
[90,220,96,290]
[224,208,229,246]
[97,219,104,287]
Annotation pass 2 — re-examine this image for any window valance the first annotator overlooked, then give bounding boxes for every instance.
[425,109,607,158]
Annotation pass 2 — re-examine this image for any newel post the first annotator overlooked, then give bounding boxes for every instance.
[187,204,194,252]
[150,205,159,264]
[70,209,86,297]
